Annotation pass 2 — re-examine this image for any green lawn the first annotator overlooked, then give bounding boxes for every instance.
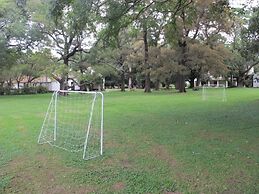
[0,88,259,193]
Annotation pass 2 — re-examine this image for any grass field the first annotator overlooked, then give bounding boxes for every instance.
[0,88,259,193]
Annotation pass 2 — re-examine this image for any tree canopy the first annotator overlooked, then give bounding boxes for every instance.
[0,0,258,93]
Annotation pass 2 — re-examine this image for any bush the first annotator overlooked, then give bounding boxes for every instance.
[21,86,49,94]
[35,86,48,94]
[0,87,4,95]
[21,86,37,94]
[11,89,21,95]
[0,86,49,95]
[3,87,12,95]
[192,87,200,91]
[0,87,16,95]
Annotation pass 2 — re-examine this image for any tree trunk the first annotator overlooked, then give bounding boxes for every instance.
[190,77,195,88]
[189,70,196,88]
[144,72,151,92]
[237,77,245,87]
[177,40,187,93]
[237,71,246,87]
[128,66,132,90]
[128,76,132,90]
[63,57,69,90]
[59,77,69,95]
[175,80,179,90]
[143,22,151,93]
[154,79,160,90]
[176,73,186,92]
[120,72,125,92]
[60,79,66,90]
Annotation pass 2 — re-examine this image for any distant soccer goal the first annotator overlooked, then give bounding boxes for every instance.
[38,90,104,160]
[202,84,227,102]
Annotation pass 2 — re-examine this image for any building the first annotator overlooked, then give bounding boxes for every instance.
[194,74,230,88]
[253,74,259,87]
[13,76,83,91]
[13,76,60,91]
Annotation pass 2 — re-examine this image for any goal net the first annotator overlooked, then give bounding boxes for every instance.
[38,90,104,160]
[202,84,227,101]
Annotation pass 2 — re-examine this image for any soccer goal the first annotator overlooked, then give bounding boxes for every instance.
[202,84,227,101]
[38,90,104,160]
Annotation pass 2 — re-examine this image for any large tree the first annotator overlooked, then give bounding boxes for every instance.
[102,0,194,92]
[165,0,232,92]
[229,6,259,87]
[0,0,44,87]
[35,0,101,90]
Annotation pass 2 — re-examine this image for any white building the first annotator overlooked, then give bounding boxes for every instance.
[194,74,229,88]
[13,76,60,91]
[253,74,259,88]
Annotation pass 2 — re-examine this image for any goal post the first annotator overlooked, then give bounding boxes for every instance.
[202,84,227,102]
[38,90,104,160]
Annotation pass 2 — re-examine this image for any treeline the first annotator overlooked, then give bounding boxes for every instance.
[0,0,258,93]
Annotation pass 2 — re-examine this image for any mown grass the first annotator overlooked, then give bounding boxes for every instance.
[0,88,258,193]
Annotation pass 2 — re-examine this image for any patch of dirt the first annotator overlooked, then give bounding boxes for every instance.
[121,159,132,168]
[150,145,178,167]
[17,125,27,132]
[223,171,250,194]
[105,140,121,149]
[199,131,228,142]
[112,181,125,191]
[44,184,95,194]
[115,152,134,169]
[103,152,133,169]
[2,154,95,194]
[102,158,114,166]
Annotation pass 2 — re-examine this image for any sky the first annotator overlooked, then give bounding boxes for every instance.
[229,0,259,8]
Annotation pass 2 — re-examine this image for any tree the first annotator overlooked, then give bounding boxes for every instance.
[186,42,231,87]
[164,0,232,92]
[70,46,119,91]
[22,50,52,85]
[10,64,26,89]
[0,0,46,89]
[89,44,131,92]
[103,0,194,92]
[35,0,101,90]
[229,6,259,87]
[0,49,20,88]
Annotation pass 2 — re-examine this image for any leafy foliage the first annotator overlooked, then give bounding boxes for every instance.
[0,0,257,91]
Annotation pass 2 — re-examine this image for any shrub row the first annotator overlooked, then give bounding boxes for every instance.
[0,86,49,95]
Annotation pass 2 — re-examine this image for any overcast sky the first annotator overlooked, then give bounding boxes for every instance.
[229,0,259,8]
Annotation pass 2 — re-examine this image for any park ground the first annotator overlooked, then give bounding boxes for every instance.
[0,88,259,193]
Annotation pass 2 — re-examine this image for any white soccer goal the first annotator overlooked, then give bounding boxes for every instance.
[202,84,227,101]
[38,90,104,160]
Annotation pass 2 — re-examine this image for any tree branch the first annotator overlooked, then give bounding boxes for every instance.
[242,60,259,75]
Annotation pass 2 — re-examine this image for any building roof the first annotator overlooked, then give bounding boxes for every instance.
[19,76,52,83]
